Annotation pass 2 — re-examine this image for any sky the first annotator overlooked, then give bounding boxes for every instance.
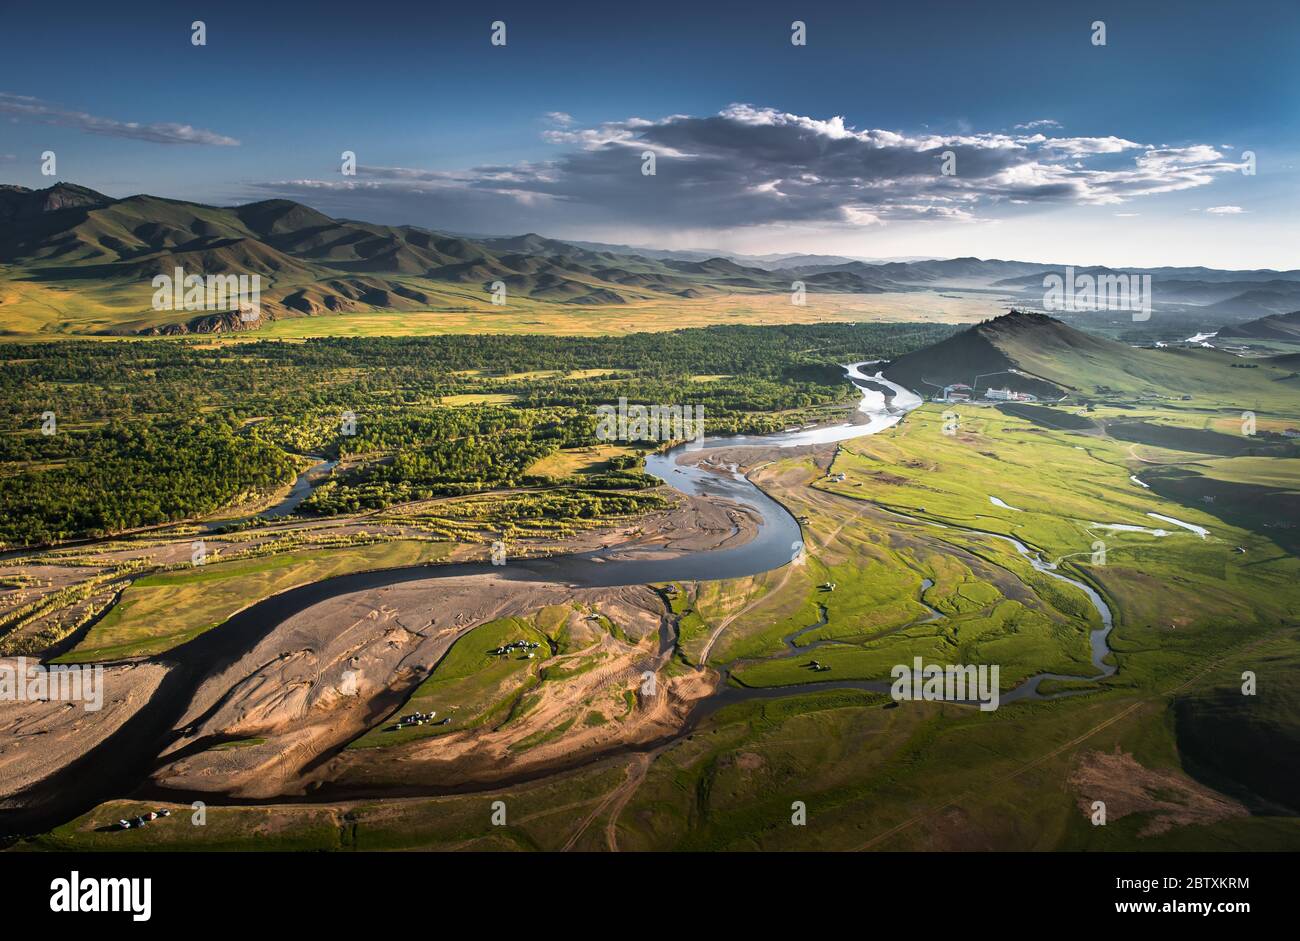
[2,0,1298,268]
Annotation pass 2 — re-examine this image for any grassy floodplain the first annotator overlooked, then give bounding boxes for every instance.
[686,398,1299,693]
[7,316,1300,852]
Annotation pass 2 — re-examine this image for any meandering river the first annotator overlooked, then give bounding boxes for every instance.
[4,363,1120,834]
[163,362,1115,710]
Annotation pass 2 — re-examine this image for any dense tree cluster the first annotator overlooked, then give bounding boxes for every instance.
[0,323,955,543]
[0,419,297,545]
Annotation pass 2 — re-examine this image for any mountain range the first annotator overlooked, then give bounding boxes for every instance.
[992,267,1300,318]
[2,182,1300,336]
[1,183,936,334]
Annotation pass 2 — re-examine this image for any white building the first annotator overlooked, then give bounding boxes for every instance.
[985,387,1037,402]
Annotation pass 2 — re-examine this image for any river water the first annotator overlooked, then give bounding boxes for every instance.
[2,362,1122,834]
[161,363,1114,700]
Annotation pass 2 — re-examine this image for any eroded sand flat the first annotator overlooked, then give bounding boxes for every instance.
[149,574,676,799]
[0,660,169,802]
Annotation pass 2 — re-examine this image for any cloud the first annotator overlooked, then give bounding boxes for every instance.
[1029,134,1140,155]
[0,92,239,146]
[1205,205,1246,214]
[1014,118,1062,130]
[544,111,574,127]
[251,104,1240,233]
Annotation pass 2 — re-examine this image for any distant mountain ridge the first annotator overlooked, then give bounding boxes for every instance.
[553,240,940,268]
[993,265,1300,319]
[0,183,921,333]
[1218,309,1300,342]
[2,182,1299,335]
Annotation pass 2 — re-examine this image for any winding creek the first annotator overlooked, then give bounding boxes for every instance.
[209,457,339,529]
[6,363,1122,834]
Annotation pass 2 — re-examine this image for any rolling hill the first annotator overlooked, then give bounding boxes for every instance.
[992,265,1300,323]
[0,183,829,334]
[4,182,1300,337]
[1217,310,1300,342]
[883,310,1300,404]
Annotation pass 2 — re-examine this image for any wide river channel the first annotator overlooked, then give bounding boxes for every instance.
[7,364,1118,833]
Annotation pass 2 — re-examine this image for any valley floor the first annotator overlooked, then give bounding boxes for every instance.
[6,396,1299,851]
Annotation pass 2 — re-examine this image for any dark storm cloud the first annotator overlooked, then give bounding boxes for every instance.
[252,104,1240,233]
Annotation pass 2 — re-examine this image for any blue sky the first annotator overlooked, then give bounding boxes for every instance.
[2,0,1297,267]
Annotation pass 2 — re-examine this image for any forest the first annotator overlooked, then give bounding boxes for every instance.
[0,322,955,545]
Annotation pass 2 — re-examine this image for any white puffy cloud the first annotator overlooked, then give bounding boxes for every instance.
[254,104,1240,232]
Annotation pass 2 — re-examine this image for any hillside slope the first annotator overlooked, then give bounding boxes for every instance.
[1218,310,1300,342]
[882,311,1098,398]
[6,182,1300,337]
[884,310,1300,403]
[0,183,816,334]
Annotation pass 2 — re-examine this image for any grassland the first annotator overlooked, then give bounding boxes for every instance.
[25,762,633,852]
[168,291,990,340]
[348,614,559,749]
[0,275,996,340]
[611,391,1298,848]
[526,445,638,477]
[7,313,1299,852]
[610,628,1300,851]
[36,615,1298,851]
[828,403,1296,628]
[1172,630,1300,814]
[629,384,1295,707]
[22,504,1300,852]
[437,393,519,406]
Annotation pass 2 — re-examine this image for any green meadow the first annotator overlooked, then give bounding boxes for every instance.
[348,614,558,749]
